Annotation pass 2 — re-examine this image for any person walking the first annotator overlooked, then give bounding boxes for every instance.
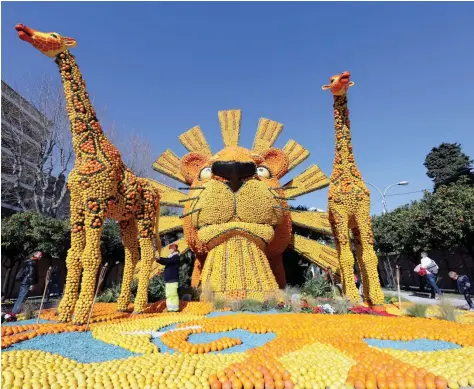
[448,272,474,311]
[156,243,180,312]
[45,265,61,302]
[11,251,42,314]
[414,252,442,299]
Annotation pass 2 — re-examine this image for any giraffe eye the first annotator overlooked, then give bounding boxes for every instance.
[330,79,335,84]
[50,34,58,38]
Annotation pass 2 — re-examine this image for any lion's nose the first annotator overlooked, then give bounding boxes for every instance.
[211,161,256,192]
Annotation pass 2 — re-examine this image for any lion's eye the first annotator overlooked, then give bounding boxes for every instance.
[199,167,212,180]
[257,166,271,179]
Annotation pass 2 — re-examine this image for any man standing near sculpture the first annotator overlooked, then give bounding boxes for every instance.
[12,251,42,314]
[156,244,180,312]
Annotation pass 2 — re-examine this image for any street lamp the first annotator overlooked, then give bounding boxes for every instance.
[364,181,409,214]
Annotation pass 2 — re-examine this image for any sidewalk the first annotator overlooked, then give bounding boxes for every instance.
[385,289,471,310]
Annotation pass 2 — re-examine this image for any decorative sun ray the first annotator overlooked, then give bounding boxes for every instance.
[252,118,283,153]
[291,210,332,235]
[283,140,310,172]
[218,109,241,147]
[158,216,182,235]
[147,179,187,208]
[283,164,330,198]
[153,149,187,184]
[134,238,189,279]
[290,234,339,273]
[179,126,212,156]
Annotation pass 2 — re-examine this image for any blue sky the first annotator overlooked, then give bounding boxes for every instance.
[2,2,473,215]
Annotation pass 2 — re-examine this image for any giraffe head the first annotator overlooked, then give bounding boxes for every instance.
[15,24,76,58]
[321,71,354,96]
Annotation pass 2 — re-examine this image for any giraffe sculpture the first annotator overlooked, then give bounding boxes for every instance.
[15,24,161,323]
[322,71,384,307]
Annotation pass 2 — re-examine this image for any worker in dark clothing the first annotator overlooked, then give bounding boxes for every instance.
[45,265,61,302]
[12,251,42,314]
[156,243,180,312]
[449,271,474,311]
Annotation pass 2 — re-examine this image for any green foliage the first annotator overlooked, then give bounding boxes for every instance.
[20,301,37,319]
[147,275,166,302]
[373,179,474,257]
[372,205,425,255]
[419,178,474,252]
[213,298,226,310]
[405,303,429,318]
[424,142,474,190]
[241,299,264,312]
[1,212,69,264]
[190,287,202,302]
[263,296,279,310]
[97,283,122,303]
[437,299,458,322]
[301,275,333,298]
[331,297,354,314]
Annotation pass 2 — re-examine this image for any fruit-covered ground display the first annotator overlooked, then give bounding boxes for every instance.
[2,302,474,389]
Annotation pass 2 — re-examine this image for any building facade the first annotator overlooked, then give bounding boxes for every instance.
[1,80,69,217]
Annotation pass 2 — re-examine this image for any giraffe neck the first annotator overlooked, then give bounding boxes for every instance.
[55,50,104,157]
[332,94,356,170]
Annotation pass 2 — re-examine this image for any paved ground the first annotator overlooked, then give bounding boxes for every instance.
[384,289,471,309]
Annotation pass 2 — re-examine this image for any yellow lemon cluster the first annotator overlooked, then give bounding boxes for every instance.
[16,29,161,324]
[325,80,384,307]
[92,314,202,353]
[2,310,474,389]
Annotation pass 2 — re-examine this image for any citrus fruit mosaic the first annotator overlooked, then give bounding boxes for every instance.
[2,302,474,389]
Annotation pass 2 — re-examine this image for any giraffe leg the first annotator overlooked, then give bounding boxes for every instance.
[72,210,105,325]
[133,236,155,313]
[352,227,367,303]
[353,208,385,306]
[117,220,139,312]
[57,190,85,322]
[329,209,359,302]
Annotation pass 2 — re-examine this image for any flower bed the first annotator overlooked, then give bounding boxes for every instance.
[1,302,474,389]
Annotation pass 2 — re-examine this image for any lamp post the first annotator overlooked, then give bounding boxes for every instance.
[364,181,409,214]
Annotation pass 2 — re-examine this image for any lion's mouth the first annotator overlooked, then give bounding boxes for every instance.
[197,222,275,246]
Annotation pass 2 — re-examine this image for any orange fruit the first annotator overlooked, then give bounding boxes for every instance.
[355,380,365,389]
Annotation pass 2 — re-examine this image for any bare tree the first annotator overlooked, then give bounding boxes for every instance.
[105,122,154,177]
[1,76,73,218]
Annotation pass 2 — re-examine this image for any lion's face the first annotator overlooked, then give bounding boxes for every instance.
[180,145,292,255]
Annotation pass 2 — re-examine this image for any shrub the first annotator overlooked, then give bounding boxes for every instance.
[438,299,458,322]
[148,275,166,302]
[405,303,429,318]
[290,299,302,313]
[241,299,264,312]
[263,295,279,310]
[301,275,333,299]
[332,297,354,314]
[213,298,226,310]
[227,300,243,312]
[190,287,202,302]
[97,283,122,303]
[21,301,37,319]
[200,288,215,303]
[282,285,301,305]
